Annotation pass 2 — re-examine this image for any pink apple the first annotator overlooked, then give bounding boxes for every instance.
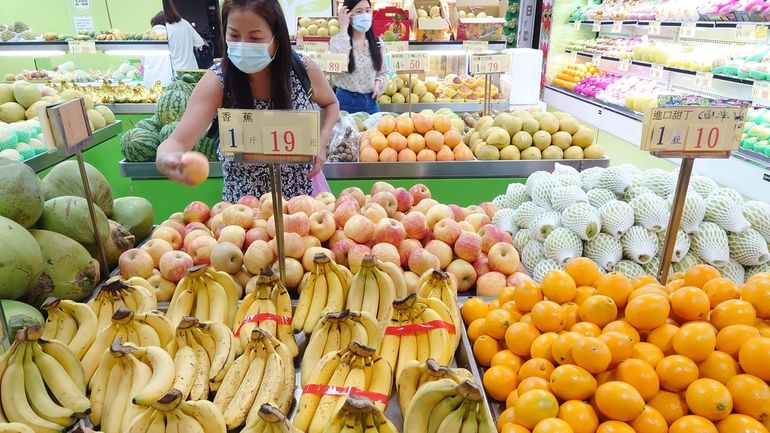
[476,271,507,297]
[188,235,218,265]
[409,183,432,205]
[185,222,209,235]
[478,224,507,253]
[140,239,173,268]
[119,248,155,279]
[370,181,395,195]
[446,259,477,292]
[408,248,440,275]
[237,195,260,209]
[414,198,439,215]
[394,211,406,221]
[287,195,315,216]
[447,204,467,222]
[344,215,376,244]
[507,272,532,288]
[371,243,400,266]
[334,199,360,228]
[152,226,182,250]
[271,257,304,290]
[361,203,388,223]
[222,204,254,229]
[402,212,430,240]
[454,231,482,263]
[488,242,520,275]
[283,213,311,236]
[243,240,275,274]
[316,191,336,207]
[259,197,274,220]
[473,253,491,276]
[183,229,211,251]
[458,221,475,233]
[309,210,336,242]
[421,231,435,246]
[183,201,211,224]
[404,271,420,293]
[371,191,398,217]
[331,238,356,267]
[259,192,272,205]
[334,194,359,210]
[465,213,491,232]
[424,240,453,269]
[210,242,244,274]
[147,272,176,302]
[208,212,224,231]
[480,202,500,219]
[340,187,366,207]
[433,218,462,246]
[398,239,422,268]
[348,244,372,274]
[160,220,186,240]
[218,225,246,249]
[426,204,453,230]
[244,227,270,249]
[210,201,232,217]
[328,230,347,249]
[159,251,194,282]
[302,235,321,251]
[393,187,414,213]
[302,247,334,271]
[465,205,486,215]
[502,231,513,244]
[168,212,184,225]
[373,218,407,245]
[252,217,268,230]
[270,232,305,259]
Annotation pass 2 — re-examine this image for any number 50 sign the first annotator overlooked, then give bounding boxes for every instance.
[217,109,320,161]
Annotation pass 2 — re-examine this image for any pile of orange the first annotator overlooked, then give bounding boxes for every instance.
[552,63,600,91]
[461,258,770,433]
[359,113,473,162]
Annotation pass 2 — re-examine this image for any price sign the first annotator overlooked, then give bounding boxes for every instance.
[592,54,602,66]
[640,106,746,154]
[301,41,329,53]
[612,21,623,33]
[68,40,96,54]
[318,53,348,73]
[648,21,661,35]
[217,109,320,159]
[470,53,511,74]
[592,21,602,32]
[695,71,714,88]
[680,22,696,38]
[752,81,770,100]
[390,52,429,72]
[618,58,631,71]
[736,24,757,41]
[463,40,489,53]
[651,64,665,80]
[573,20,582,30]
[757,25,768,40]
[384,41,409,53]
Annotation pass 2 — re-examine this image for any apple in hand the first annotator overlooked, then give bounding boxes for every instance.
[309,210,336,242]
[181,151,210,186]
[210,242,244,274]
[488,242,520,275]
[446,259,477,292]
[373,218,407,245]
[119,248,155,279]
[159,250,194,282]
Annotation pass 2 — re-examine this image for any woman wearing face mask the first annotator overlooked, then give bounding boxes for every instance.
[155,0,339,201]
[330,0,386,114]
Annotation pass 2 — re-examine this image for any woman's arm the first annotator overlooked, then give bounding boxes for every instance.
[156,70,223,184]
[305,56,340,178]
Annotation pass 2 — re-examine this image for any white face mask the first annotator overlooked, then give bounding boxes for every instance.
[351,13,372,33]
[227,37,275,73]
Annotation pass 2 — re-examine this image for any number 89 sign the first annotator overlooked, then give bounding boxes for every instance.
[217,109,320,159]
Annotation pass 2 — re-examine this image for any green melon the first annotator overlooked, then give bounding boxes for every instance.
[120,128,161,162]
[159,121,178,142]
[194,135,218,161]
[156,90,189,125]
[135,115,161,132]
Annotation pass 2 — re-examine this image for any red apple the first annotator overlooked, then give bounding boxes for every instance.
[160,220,186,240]
[302,235,321,251]
[302,246,334,271]
[159,250,194,282]
[424,239,453,269]
[332,238,356,267]
[328,230,347,249]
[210,201,232,217]
[237,195,260,209]
[348,244,372,274]
[259,196,274,220]
[454,231,482,263]
[287,195,316,216]
[223,204,254,229]
[140,238,173,268]
[458,221,476,233]
[448,204,467,222]
[218,225,247,249]
[334,199,360,228]
[473,253,491,276]
[316,191,336,207]
[409,183,432,205]
[370,181,395,195]
[188,235,218,265]
[465,213,491,232]
[185,222,210,235]
[433,218,462,246]
[408,248,440,275]
[152,226,182,250]
[371,243,400,266]
[371,191,398,217]
[183,230,211,251]
[488,242,520,275]
[243,240,275,274]
[271,257,304,290]
[373,218,407,246]
[340,187,366,207]
[277,213,311,236]
[361,203,388,223]
[426,204,453,230]
[180,151,209,186]
[421,231,435,246]
[309,210,336,242]
[393,211,406,221]
[147,272,176,302]
[476,271,507,297]
[168,212,184,225]
[270,232,305,259]
[183,201,211,224]
[478,224,507,253]
[402,212,430,240]
[398,239,422,268]
[244,227,270,249]
[393,187,414,213]
[480,202,500,219]
[344,215,376,244]
[119,248,155,279]
[446,259,477,292]
[210,242,244,274]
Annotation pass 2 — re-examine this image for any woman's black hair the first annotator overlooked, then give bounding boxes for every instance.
[342,0,382,73]
[150,11,165,27]
[162,0,182,24]
[220,0,293,110]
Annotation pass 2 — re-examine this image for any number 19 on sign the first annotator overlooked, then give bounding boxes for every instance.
[265,129,297,154]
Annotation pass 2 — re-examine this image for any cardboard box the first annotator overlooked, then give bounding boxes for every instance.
[455,0,505,19]
[295,16,338,41]
[373,7,410,41]
[457,18,505,41]
[412,0,451,30]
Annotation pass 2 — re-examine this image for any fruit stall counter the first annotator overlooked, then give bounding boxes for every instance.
[24,120,122,172]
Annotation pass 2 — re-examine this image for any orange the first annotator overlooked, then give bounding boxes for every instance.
[436,145,454,161]
[531,332,559,363]
[685,378,733,421]
[467,318,486,342]
[670,286,711,321]
[574,286,597,305]
[461,297,489,324]
[579,295,617,328]
[647,323,680,355]
[665,278,686,294]
[499,286,517,304]
[738,337,770,381]
[558,400,599,433]
[485,308,514,339]
[424,130,444,152]
[632,275,660,289]
[656,355,699,392]
[395,116,414,136]
[741,276,770,319]
[669,415,719,433]
[595,421,635,433]
[726,374,770,422]
[562,302,580,330]
[572,336,611,374]
[595,370,615,386]
[599,331,634,368]
[594,381,645,421]
[565,257,601,287]
[490,299,500,310]
[443,129,461,149]
[518,376,552,395]
[506,389,520,408]
[359,146,379,162]
[500,301,525,322]
[501,424,531,433]
[492,350,524,373]
[498,407,517,431]
[549,365,597,401]
[416,148,436,161]
[386,132,408,151]
[411,114,433,134]
[531,301,566,333]
[397,148,417,161]
[571,321,601,337]
[624,294,670,330]
[716,414,770,433]
[703,277,739,308]
[631,342,665,368]
[514,390,560,429]
[432,115,451,134]
[532,418,574,433]
[647,390,689,425]
[711,299,757,330]
[473,334,500,367]
[506,322,541,357]
[716,324,761,358]
[514,278,544,312]
[379,147,398,161]
[595,272,634,308]
[377,115,397,135]
[684,264,722,288]
[518,358,556,382]
[484,365,519,401]
[698,351,740,385]
[551,332,583,365]
[602,321,641,343]
[541,270,577,304]
[406,133,426,153]
[614,358,660,401]
[629,406,667,433]
[628,285,669,301]
[672,321,717,362]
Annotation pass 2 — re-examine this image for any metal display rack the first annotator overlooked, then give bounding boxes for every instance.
[24,121,123,173]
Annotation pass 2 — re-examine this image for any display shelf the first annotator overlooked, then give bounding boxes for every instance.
[94,41,168,53]
[569,19,766,28]
[120,160,223,179]
[0,41,68,54]
[24,121,123,173]
[380,102,510,113]
[104,103,157,114]
[0,40,168,56]
[293,40,508,51]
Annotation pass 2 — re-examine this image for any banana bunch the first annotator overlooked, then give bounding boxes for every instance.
[89,277,157,329]
[213,328,295,430]
[322,395,397,433]
[241,403,302,433]
[41,297,97,360]
[233,269,298,357]
[80,306,174,382]
[89,340,175,433]
[127,389,226,433]
[379,293,456,380]
[417,270,462,348]
[346,256,396,326]
[167,265,239,329]
[294,254,352,334]
[294,342,392,433]
[0,326,89,433]
[301,310,382,387]
[166,316,237,398]
[0,423,34,433]
[396,359,473,414]
[403,378,495,433]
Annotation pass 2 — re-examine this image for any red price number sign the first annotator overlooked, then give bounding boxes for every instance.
[641,106,746,155]
[263,128,298,154]
[390,52,429,72]
[319,53,349,74]
[217,109,320,158]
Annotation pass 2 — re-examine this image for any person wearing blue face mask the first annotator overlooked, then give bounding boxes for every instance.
[330,0,386,115]
[155,0,339,202]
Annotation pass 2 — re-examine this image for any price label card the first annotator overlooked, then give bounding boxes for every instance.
[592,54,602,66]
[390,52,429,72]
[757,25,768,40]
[217,109,320,158]
[592,21,602,32]
[318,53,348,73]
[695,71,714,88]
[612,21,623,33]
[646,120,688,152]
[752,81,770,100]
[680,22,696,38]
[470,53,511,74]
[618,58,631,71]
[648,21,661,35]
[384,41,409,53]
[463,40,489,53]
[301,41,329,53]
[651,64,665,80]
[573,20,582,30]
[640,106,747,154]
[736,24,757,41]
[67,40,96,54]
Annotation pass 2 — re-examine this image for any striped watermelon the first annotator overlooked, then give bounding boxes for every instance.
[157,90,189,125]
[135,116,161,133]
[120,128,161,162]
[167,80,195,96]
[159,121,178,143]
[194,136,218,161]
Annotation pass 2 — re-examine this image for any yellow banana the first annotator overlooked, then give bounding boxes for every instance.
[30,343,90,415]
[271,275,299,357]
[175,409,205,433]
[307,351,354,433]
[126,406,157,433]
[0,423,35,433]
[305,268,328,334]
[204,267,239,326]
[301,317,332,387]
[56,299,98,359]
[413,310,431,363]
[102,359,132,433]
[193,279,210,321]
[123,351,153,433]
[221,346,266,429]
[171,344,196,399]
[351,311,382,349]
[204,321,236,384]
[38,338,86,393]
[21,347,76,427]
[377,261,407,299]
[180,400,227,433]
[132,346,175,405]
[293,270,317,333]
[402,378,459,433]
[185,332,211,401]
[167,277,195,328]
[460,403,479,433]
[205,277,228,325]
[346,268,366,312]
[88,348,120,427]
[211,346,252,412]
[244,350,284,427]
[367,354,392,412]
[371,264,395,324]
[323,261,345,312]
[434,399,468,433]
[293,350,350,433]
[323,321,342,356]
[135,310,174,347]
[1,345,63,433]
[361,268,380,320]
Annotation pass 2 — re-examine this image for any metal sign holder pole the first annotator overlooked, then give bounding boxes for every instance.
[269,163,287,287]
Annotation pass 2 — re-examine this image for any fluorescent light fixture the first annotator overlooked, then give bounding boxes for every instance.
[104,49,170,56]
[0,50,66,56]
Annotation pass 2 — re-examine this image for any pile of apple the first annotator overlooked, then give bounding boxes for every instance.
[118,182,522,299]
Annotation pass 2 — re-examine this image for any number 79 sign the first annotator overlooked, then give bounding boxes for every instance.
[217,109,320,160]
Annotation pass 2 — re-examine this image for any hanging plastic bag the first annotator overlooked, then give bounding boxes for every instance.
[311,171,331,195]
